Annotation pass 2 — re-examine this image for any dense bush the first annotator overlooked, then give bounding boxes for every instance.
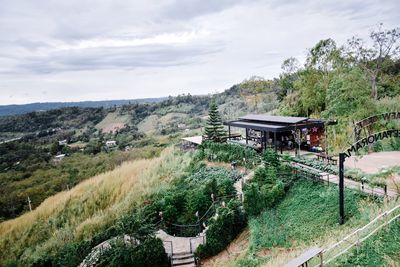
[244,168,285,216]
[156,167,239,226]
[97,238,168,267]
[197,141,261,168]
[243,150,290,217]
[195,199,246,258]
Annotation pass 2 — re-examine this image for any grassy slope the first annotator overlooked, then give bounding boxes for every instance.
[95,111,131,133]
[222,179,393,267]
[331,218,400,267]
[0,147,191,265]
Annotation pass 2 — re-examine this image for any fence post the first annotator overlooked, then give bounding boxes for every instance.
[319,251,323,267]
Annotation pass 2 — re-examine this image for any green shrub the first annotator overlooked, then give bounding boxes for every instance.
[197,141,261,168]
[243,150,288,216]
[195,199,246,259]
[98,237,168,267]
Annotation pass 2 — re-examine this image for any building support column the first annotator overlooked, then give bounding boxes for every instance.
[274,131,277,153]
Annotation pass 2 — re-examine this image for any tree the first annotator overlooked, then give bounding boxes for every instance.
[306,38,340,72]
[278,57,301,100]
[239,76,271,107]
[204,101,226,142]
[345,24,400,99]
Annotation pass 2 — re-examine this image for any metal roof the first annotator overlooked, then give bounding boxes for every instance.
[224,120,289,132]
[181,136,203,145]
[239,114,308,124]
[224,118,325,132]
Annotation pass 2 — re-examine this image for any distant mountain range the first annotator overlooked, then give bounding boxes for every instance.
[0,98,167,116]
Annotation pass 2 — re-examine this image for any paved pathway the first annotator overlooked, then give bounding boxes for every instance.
[344,151,400,174]
[156,229,205,254]
[234,170,254,199]
[157,170,255,256]
[292,162,399,198]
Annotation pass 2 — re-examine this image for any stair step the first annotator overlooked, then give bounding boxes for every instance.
[173,254,194,260]
[173,252,193,256]
[172,257,195,266]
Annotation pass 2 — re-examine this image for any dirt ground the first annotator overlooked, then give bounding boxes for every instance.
[202,229,250,266]
[345,151,400,174]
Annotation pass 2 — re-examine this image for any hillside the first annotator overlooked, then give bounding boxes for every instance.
[0,147,191,266]
[0,98,166,116]
[0,25,400,267]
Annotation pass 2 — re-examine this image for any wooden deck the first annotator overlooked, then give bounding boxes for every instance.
[284,247,323,267]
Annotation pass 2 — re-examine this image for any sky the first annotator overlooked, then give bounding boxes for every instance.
[0,0,399,105]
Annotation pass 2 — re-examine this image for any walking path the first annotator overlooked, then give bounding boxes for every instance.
[157,169,255,264]
[234,170,254,199]
[291,162,399,198]
[156,230,205,254]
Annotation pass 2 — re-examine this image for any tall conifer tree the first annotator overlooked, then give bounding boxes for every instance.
[204,100,226,142]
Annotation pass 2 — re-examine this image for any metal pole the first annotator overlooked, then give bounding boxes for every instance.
[339,153,345,225]
[325,126,328,157]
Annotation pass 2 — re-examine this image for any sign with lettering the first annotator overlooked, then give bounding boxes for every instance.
[354,112,400,140]
[344,129,400,159]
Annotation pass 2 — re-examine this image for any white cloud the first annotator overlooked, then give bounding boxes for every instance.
[0,0,399,104]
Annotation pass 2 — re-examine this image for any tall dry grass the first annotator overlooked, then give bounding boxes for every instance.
[0,146,191,264]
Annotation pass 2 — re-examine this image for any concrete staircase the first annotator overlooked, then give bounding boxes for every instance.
[172,252,197,267]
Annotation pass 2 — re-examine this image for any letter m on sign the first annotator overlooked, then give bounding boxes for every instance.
[345,145,357,158]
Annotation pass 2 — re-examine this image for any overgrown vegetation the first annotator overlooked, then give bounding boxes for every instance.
[243,150,292,217]
[195,199,246,259]
[196,141,261,168]
[0,144,162,220]
[233,179,369,266]
[331,219,400,266]
[0,147,191,266]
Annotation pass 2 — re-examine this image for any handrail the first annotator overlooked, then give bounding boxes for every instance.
[310,204,400,266]
[325,204,400,253]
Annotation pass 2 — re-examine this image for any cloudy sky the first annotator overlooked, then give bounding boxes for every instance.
[0,0,399,105]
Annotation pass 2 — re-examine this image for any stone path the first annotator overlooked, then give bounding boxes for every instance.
[234,170,254,199]
[156,229,205,254]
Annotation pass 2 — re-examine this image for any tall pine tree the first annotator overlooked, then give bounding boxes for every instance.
[204,100,227,142]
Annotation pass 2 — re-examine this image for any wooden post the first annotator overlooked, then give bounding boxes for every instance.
[245,129,248,144]
[263,131,266,151]
[228,126,231,141]
[274,132,277,153]
[320,252,323,267]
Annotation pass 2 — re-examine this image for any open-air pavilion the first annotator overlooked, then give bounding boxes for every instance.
[224,114,333,154]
